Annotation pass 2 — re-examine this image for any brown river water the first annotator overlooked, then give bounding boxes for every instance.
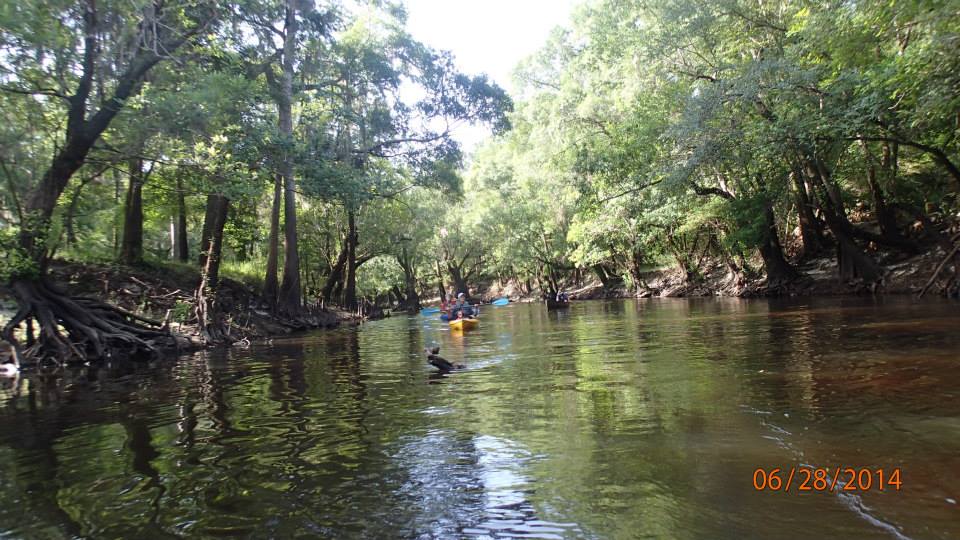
[0,297,958,539]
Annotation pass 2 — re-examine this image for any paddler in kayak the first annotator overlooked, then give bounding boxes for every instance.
[449,292,476,320]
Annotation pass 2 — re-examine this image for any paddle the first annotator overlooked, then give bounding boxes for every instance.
[492,298,509,306]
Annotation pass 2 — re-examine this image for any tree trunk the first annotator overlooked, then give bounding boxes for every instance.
[592,264,619,288]
[403,272,420,312]
[544,268,559,293]
[322,241,348,303]
[195,192,230,343]
[391,285,406,306]
[628,249,646,291]
[173,176,188,262]
[120,157,144,265]
[398,248,420,312]
[435,260,447,301]
[198,194,215,269]
[758,205,800,287]
[262,174,282,308]
[7,2,210,363]
[803,159,882,283]
[860,139,908,247]
[790,169,826,260]
[169,218,175,258]
[447,263,468,296]
[276,0,301,315]
[343,209,359,310]
[63,176,95,248]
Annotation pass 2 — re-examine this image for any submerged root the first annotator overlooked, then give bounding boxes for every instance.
[3,278,176,365]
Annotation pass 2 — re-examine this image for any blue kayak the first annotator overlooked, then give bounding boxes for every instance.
[492,298,509,306]
[420,307,440,315]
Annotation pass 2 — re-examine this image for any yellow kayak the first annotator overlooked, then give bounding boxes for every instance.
[449,317,479,331]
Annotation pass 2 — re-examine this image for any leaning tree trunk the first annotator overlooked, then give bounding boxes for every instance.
[592,264,617,288]
[4,2,211,364]
[391,285,406,307]
[194,193,230,344]
[758,205,800,288]
[343,209,359,310]
[120,156,144,265]
[804,160,882,283]
[322,241,348,303]
[262,174,282,308]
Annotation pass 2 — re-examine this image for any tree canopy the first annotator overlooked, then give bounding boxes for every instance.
[1,0,958,362]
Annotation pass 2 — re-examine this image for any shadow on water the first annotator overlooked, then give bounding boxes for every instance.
[0,297,959,539]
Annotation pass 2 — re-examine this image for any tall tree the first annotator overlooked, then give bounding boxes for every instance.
[1,0,217,362]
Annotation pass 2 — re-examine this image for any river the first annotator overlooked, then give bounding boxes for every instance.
[0,298,958,539]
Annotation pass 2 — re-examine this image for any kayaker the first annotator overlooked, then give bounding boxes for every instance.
[450,292,475,319]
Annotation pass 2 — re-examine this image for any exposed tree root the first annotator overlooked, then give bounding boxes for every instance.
[918,233,960,298]
[194,283,231,346]
[3,278,176,365]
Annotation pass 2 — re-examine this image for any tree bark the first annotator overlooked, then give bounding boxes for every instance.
[447,263,468,296]
[322,241,348,303]
[758,205,800,287]
[803,159,882,283]
[276,0,301,315]
[397,247,421,312]
[195,192,230,343]
[198,194,215,269]
[790,168,826,260]
[173,176,188,262]
[860,139,910,249]
[262,174,282,307]
[120,156,144,265]
[201,194,229,288]
[63,175,96,248]
[6,0,212,363]
[436,260,447,301]
[343,209,359,310]
[391,285,406,307]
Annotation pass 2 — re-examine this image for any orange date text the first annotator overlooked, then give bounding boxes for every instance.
[752,467,902,492]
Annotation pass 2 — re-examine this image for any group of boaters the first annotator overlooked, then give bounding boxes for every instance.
[440,292,476,320]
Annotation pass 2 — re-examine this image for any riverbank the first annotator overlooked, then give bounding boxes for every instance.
[0,260,353,362]
[471,245,957,303]
[1,244,954,364]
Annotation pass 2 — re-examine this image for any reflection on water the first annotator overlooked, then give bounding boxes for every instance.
[1,297,959,539]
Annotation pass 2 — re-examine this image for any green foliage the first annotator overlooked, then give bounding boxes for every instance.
[1,0,956,310]
[356,256,403,298]
[0,227,38,281]
[170,301,193,323]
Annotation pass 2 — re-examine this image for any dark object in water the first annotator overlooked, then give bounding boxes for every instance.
[545,298,570,310]
[424,346,464,372]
